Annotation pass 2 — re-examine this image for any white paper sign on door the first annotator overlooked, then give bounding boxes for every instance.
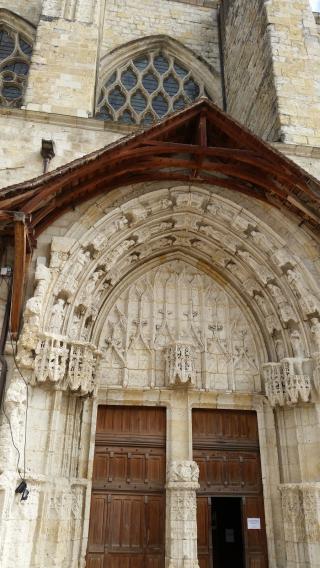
[247,518,261,530]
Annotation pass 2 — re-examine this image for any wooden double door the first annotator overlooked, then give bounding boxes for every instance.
[193,409,269,568]
[86,406,166,568]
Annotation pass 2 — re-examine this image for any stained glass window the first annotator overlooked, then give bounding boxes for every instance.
[96,50,209,125]
[0,26,33,108]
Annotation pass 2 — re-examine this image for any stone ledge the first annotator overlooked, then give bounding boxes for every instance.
[166,0,218,6]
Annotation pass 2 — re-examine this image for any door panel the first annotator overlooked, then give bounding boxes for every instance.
[193,409,268,568]
[197,497,212,568]
[87,406,166,567]
[243,496,268,568]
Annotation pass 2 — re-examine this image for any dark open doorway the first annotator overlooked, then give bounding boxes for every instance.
[212,497,245,568]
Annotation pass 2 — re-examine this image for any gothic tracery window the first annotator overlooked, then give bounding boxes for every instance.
[0,25,33,108]
[96,50,210,125]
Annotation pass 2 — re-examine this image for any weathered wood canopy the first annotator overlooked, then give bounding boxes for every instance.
[1,98,320,334]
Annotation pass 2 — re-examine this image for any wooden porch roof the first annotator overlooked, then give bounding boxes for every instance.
[2,98,320,335]
[1,98,320,240]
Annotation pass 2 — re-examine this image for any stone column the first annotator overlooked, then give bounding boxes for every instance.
[280,482,320,568]
[166,460,200,568]
[165,384,200,568]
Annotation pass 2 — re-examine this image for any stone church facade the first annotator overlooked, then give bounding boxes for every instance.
[0,1,320,567]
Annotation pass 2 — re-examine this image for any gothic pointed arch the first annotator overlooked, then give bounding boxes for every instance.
[96,35,222,124]
[17,184,319,407]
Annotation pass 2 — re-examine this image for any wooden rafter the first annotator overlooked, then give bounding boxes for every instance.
[0,99,320,241]
[10,215,27,336]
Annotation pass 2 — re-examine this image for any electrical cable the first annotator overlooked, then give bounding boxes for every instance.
[0,276,29,483]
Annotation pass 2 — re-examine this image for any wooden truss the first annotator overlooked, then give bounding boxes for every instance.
[1,99,320,334]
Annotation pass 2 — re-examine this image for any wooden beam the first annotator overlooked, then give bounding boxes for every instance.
[11,215,27,337]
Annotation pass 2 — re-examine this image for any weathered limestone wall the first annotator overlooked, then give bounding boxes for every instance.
[221,0,320,145]
[0,111,124,188]
[24,0,101,117]
[23,0,221,118]
[0,1,42,26]
[101,0,221,70]
[221,0,280,140]
[265,0,320,146]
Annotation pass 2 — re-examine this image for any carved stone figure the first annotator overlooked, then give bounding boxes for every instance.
[275,338,286,361]
[250,230,276,254]
[24,263,51,330]
[254,294,269,316]
[50,299,66,335]
[290,329,305,358]
[0,376,26,471]
[287,269,320,315]
[311,317,320,351]
[69,312,82,340]
[268,283,286,304]
[237,250,273,284]
[79,270,103,307]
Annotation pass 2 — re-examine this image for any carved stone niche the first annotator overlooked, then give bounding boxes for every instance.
[165,342,196,388]
[33,334,99,396]
[262,358,312,407]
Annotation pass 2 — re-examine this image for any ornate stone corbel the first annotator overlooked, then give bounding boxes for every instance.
[33,333,99,396]
[262,358,312,407]
[262,363,285,407]
[165,342,196,387]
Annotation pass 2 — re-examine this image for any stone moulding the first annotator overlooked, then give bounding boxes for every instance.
[262,358,312,407]
[33,333,100,395]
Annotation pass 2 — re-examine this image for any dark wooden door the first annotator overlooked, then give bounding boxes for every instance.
[87,406,166,568]
[243,495,268,568]
[193,409,268,568]
[197,496,213,568]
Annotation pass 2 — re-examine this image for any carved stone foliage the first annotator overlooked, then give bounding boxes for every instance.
[99,261,260,391]
[33,334,99,395]
[280,484,320,544]
[262,358,312,407]
[167,461,199,485]
[280,484,306,542]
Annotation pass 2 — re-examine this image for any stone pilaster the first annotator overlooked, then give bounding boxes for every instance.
[280,483,320,568]
[166,460,200,568]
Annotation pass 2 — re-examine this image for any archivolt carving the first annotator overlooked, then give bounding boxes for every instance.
[19,186,320,394]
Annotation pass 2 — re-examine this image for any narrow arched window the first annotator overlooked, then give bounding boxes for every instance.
[96,49,210,125]
[0,24,33,108]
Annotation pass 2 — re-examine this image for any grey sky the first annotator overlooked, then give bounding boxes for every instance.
[310,0,320,10]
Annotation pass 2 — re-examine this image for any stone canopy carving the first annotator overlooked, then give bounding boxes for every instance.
[165,342,196,387]
[33,334,99,396]
[262,358,312,406]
